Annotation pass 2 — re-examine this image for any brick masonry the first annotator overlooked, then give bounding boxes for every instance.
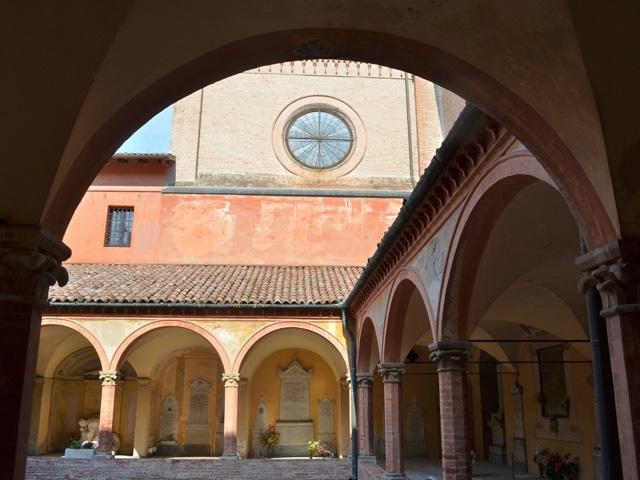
[26,457,351,480]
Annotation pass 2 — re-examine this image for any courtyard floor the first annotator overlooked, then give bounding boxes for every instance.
[26,456,540,480]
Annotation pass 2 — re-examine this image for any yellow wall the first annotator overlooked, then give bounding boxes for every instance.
[246,348,341,455]
[151,352,223,454]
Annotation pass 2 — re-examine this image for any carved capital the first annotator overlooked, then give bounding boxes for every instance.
[222,372,241,388]
[577,239,640,317]
[429,341,471,372]
[99,371,120,386]
[377,362,405,383]
[356,373,375,388]
[0,226,70,307]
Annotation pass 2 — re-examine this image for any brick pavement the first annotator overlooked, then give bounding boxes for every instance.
[26,457,352,480]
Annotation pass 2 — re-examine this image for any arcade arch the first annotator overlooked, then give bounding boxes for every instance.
[441,170,598,475]
[236,325,349,458]
[29,324,123,455]
[111,325,228,457]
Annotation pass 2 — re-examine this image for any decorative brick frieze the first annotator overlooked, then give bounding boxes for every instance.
[249,59,409,79]
[350,115,510,318]
[0,226,70,308]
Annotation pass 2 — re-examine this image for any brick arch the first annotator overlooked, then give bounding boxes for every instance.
[438,152,576,340]
[356,317,380,373]
[41,318,109,371]
[43,29,616,252]
[109,320,231,372]
[231,321,348,373]
[381,268,434,363]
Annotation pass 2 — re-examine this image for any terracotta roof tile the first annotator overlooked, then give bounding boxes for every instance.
[49,264,363,305]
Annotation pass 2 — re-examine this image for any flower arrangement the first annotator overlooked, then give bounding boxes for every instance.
[307,440,335,458]
[533,448,579,479]
[67,438,82,449]
[307,440,320,458]
[261,426,280,456]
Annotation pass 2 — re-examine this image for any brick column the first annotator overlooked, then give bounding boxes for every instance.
[0,226,69,479]
[97,371,120,454]
[133,378,152,458]
[356,373,375,460]
[429,341,471,480]
[378,363,406,480]
[221,373,241,459]
[578,239,640,480]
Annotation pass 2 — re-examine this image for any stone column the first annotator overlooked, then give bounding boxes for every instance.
[429,341,472,480]
[356,373,375,460]
[221,373,241,459]
[97,370,120,454]
[133,378,152,458]
[378,363,406,480]
[578,239,640,480]
[0,226,69,479]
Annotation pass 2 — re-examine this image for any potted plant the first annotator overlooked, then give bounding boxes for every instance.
[64,437,96,459]
[261,426,280,458]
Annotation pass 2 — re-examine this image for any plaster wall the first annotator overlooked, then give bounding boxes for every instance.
[246,348,342,456]
[63,189,402,266]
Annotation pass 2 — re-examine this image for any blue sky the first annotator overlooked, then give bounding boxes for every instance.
[117,106,173,154]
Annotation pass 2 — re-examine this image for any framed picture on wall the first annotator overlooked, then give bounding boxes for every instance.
[537,345,569,418]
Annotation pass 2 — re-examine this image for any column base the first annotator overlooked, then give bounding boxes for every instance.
[221,454,240,461]
[357,454,377,463]
[384,473,407,480]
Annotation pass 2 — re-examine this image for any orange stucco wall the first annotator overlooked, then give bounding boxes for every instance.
[64,188,402,266]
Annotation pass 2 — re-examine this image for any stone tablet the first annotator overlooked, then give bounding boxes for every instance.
[405,397,426,457]
[278,359,313,421]
[159,394,179,441]
[184,378,211,456]
[317,396,336,449]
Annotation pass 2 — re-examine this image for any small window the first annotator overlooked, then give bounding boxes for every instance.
[104,206,134,247]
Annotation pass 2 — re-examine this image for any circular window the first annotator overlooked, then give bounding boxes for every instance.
[286,110,353,169]
[272,96,366,179]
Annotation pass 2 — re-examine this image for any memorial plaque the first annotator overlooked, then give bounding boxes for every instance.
[405,397,426,457]
[278,359,313,421]
[184,378,211,456]
[317,396,336,448]
[275,359,314,456]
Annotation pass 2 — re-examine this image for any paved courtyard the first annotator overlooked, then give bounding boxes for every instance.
[27,456,541,480]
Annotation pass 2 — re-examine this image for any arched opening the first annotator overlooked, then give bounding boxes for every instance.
[112,325,229,457]
[29,324,132,455]
[236,326,348,458]
[378,275,440,477]
[442,172,598,477]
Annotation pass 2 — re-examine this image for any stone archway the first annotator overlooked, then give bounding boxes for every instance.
[235,324,348,459]
[30,324,111,455]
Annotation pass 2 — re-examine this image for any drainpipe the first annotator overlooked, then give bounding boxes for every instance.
[341,307,358,479]
[404,73,416,188]
[581,240,622,479]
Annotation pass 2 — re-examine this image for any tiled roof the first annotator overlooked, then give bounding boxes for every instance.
[49,264,363,305]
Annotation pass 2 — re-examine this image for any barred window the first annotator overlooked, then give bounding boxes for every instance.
[104,207,134,247]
